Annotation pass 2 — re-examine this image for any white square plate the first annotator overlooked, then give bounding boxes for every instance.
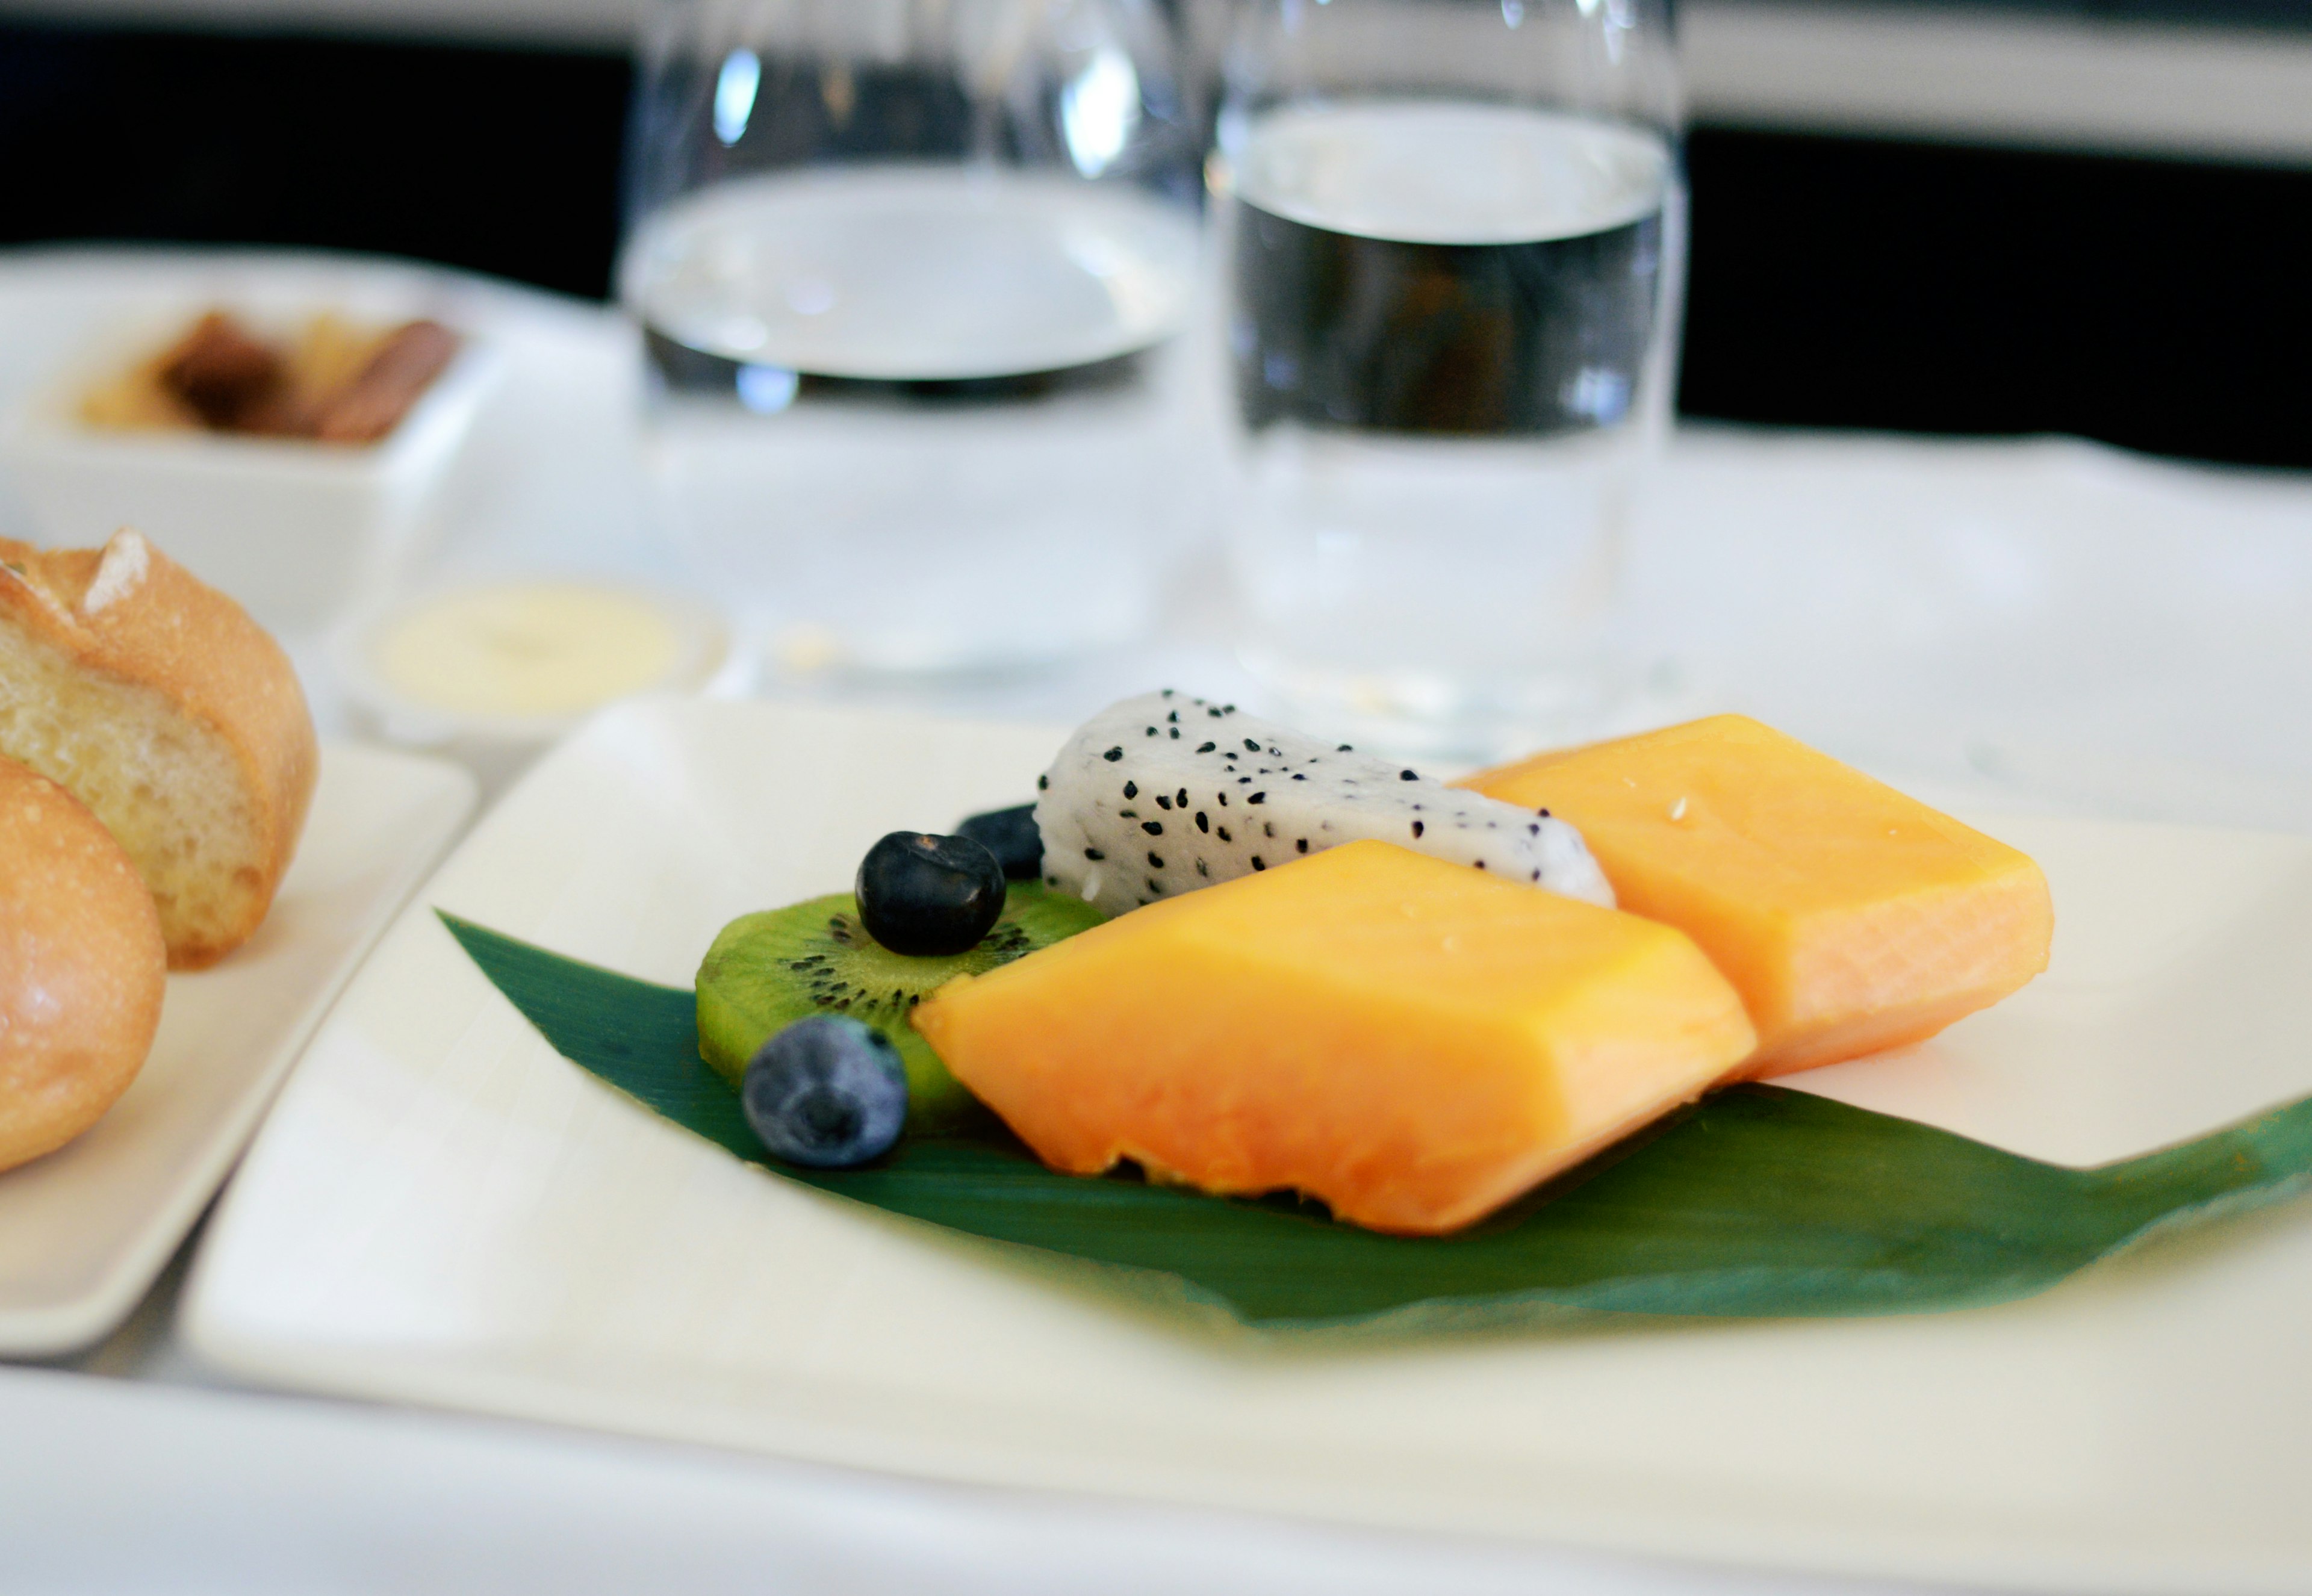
[184,700,2312,1595]
[0,744,474,1357]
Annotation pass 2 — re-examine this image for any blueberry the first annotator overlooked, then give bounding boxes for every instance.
[855,830,1005,956]
[741,1016,907,1167]
[955,803,1042,881]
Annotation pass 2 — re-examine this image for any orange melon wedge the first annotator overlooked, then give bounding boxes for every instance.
[913,839,1755,1235]
[1459,714,2053,1078]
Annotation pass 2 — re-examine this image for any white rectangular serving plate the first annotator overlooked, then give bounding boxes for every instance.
[0,744,474,1357]
[185,700,2312,1595]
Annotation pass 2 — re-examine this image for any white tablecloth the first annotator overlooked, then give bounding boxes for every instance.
[2,249,2307,1595]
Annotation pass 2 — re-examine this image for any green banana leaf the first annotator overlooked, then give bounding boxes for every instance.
[441,911,2312,1330]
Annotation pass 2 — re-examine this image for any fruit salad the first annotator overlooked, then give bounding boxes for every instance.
[699,693,2053,1234]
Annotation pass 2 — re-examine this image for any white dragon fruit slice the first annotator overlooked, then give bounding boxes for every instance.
[1033,690,1614,919]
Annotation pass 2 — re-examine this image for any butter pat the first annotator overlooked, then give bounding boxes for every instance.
[340,581,730,791]
[371,583,692,719]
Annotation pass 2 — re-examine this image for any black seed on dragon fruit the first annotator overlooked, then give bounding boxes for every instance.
[1031,691,1615,918]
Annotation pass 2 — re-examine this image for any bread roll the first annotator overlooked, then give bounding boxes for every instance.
[0,529,317,968]
[0,757,167,1173]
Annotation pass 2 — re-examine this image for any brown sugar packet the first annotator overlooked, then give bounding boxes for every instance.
[158,312,286,430]
[311,320,459,444]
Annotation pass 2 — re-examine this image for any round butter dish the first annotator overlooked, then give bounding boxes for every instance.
[337,579,735,790]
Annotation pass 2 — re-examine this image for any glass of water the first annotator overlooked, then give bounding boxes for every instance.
[623,0,1204,677]
[1216,0,1683,756]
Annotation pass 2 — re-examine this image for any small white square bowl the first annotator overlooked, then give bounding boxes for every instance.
[0,294,502,633]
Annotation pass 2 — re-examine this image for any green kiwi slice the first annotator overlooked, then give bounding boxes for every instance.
[696,881,1104,1133]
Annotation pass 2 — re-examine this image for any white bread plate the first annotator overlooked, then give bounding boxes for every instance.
[0,744,474,1358]
[0,288,502,634]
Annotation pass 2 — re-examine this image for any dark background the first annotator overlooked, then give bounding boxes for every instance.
[2,19,2308,468]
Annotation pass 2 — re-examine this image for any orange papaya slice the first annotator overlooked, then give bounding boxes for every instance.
[913,839,1754,1235]
[1461,714,2053,1078]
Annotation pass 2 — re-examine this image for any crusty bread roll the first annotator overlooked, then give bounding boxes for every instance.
[0,757,167,1173]
[0,529,316,969]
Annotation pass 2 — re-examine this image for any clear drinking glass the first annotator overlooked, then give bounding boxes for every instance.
[1215,0,1684,756]
[622,0,1204,677]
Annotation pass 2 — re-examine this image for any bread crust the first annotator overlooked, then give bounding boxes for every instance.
[0,529,317,968]
[0,758,167,1173]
